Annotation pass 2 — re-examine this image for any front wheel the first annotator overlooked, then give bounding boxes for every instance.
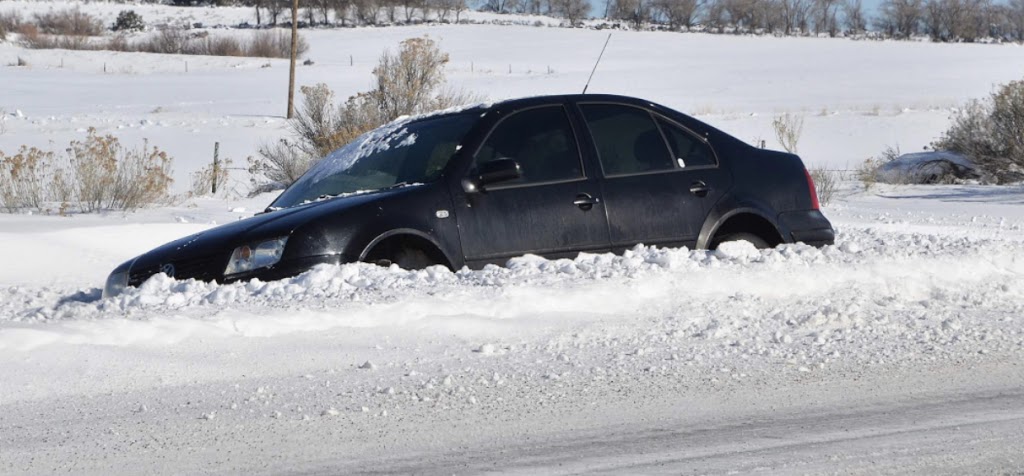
[711,232,770,250]
[391,247,437,270]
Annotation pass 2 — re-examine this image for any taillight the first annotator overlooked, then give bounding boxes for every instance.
[804,168,820,210]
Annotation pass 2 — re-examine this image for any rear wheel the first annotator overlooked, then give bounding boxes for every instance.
[712,232,771,249]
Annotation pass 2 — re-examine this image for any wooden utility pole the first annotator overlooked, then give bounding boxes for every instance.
[287,0,299,119]
[212,142,220,195]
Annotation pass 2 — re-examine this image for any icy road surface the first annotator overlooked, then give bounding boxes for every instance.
[0,184,1023,474]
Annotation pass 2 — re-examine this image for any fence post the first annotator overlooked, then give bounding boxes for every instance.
[212,142,220,195]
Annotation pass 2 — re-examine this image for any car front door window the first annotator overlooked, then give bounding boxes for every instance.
[474,106,583,185]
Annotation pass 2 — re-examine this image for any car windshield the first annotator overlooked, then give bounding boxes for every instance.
[270,112,478,209]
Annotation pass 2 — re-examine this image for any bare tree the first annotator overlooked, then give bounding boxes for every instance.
[522,0,546,14]
[721,0,762,32]
[266,0,286,24]
[433,0,453,21]
[314,0,333,24]
[353,0,381,24]
[551,0,591,24]
[923,0,946,40]
[244,0,266,25]
[812,0,840,35]
[400,0,423,22]
[481,0,520,12]
[704,0,729,32]
[875,0,923,38]
[611,0,653,28]
[452,0,467,21]
[1007,0,1024,40]
[841,0,868,33]
[652,0,704,30]
[758,0,786,33]
[334,0,353,26]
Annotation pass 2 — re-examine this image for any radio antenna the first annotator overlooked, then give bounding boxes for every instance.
[582,33,612,94]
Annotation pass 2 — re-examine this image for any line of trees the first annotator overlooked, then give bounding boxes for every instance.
[234,0,473,26]
[605,0,1024,42]
[165,0,1024,43]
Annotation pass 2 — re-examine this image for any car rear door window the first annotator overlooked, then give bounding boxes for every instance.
[656,117,716,168]
[579,104,675,176]
[474,105,583,184]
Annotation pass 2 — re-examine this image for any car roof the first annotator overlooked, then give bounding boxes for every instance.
[487,94,659,110]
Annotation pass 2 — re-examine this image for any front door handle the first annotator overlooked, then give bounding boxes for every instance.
[689,181,710,197]
[573,193,600,211]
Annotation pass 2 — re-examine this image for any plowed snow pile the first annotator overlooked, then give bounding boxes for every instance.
[1,185,1023,474]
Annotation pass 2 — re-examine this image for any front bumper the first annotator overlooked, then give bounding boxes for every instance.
[104,253,348,298]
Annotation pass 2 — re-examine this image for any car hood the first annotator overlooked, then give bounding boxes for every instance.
[131,185,424,271]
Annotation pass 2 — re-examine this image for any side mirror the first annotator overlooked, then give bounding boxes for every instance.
[462,158,522,193]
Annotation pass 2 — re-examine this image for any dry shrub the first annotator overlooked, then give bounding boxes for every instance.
[22,32,95,50]
[0,146,54,212]
[809,166,838,205]
[138,27,190,54]
[253,36,479,186]
[33,8,103,36]
[126,28,306,58]
[772,113,804,154]
[247,30,308,58]
[934,80,1024,183]
[251,140,317,186]
[372,36,452,120]
[66,129,173,212]
[857,145,900,189]
[198,35,244,56]
[16,23,44,47]
[0,129,173,213]
[190,157,232,197]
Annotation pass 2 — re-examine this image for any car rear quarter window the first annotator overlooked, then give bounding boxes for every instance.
[474,105,583,184]
[579,104,675,176]
[656,117,716,168]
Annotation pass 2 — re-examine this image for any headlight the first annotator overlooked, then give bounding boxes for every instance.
[224,236,288,277]
[103,269,129,299]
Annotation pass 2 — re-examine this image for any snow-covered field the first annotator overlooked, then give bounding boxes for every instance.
[2,2,1024,473]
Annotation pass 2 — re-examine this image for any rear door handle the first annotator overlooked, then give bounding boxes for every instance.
[689,181,709,197]
[573,193,600,211]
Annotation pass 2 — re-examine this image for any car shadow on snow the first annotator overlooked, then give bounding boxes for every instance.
[879,185,1024,205]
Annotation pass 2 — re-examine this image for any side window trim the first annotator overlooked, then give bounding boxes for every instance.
[652,113,720,168]
[469,103,588,186]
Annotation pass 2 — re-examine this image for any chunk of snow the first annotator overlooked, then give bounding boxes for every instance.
[474,344,497,355]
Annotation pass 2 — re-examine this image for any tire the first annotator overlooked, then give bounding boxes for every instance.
[392,247,437,270]
[712,232,771,250]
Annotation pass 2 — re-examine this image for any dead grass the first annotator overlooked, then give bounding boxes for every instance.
[20,26,308,59]
[32,8,103,36]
